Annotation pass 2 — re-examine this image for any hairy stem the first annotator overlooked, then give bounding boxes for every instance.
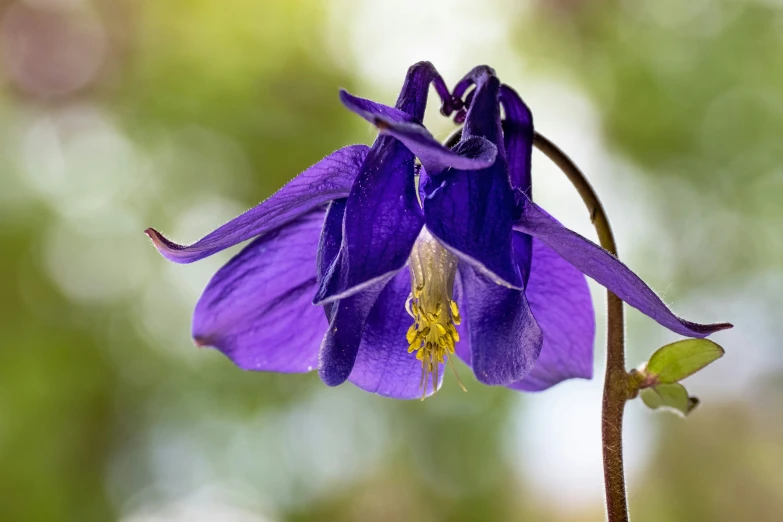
[533,133,630,522]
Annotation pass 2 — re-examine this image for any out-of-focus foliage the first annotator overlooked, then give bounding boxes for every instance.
[636,396,783,522]
[0,0,779,521]
[516,0,783,287]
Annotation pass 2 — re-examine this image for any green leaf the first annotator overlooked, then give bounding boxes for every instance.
[640,383,698,416]
[646,339,724,384]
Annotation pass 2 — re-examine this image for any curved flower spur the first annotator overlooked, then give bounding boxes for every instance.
[146,62,731,400]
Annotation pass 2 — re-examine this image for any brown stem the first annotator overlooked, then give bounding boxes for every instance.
[533,133,630,522]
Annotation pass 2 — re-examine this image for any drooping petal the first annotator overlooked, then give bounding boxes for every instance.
[316,198,347,319]
[499,84,534,194]
[192,211,326,373]
[457,264,543,385]
[513,208,533,286]
[339,61,457,125]
[318,282,387,386]
[339,89,412,124]
[423,142,522,289]
[315,197,391,387]
[348,269,443,399]
[341,90,496,176]
[393,61,458,122]
[314,197,391,387]
[508,236,595,392]
[313,137,424,304]
[315,63,463,305]
[453,66,504,149]
[515,200,733,337]
[422,66,522,289]
[375,120,497,176]
[145,145,368,264]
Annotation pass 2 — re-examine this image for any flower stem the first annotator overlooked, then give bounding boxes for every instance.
[533,133,630,522]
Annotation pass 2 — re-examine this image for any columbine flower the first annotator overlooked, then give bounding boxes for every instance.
[146,62,730,400]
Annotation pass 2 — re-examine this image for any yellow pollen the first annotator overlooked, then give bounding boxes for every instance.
[406,227,466,399]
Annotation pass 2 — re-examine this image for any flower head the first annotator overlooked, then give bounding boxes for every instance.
[146,63,731,399]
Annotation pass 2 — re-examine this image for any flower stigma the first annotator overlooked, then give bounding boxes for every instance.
[406,227,467,399]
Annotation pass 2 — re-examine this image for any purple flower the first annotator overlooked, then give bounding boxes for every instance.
[146,62,731,400]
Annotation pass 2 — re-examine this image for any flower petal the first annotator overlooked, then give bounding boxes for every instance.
[318,282,387,386]
[316,196,403,388]
[507,236,595,392]
[145,145,368,264]
[422,152,522,289]
[339,61,456,125]
[499,84,534,194]
[394,61,459,121]
[458,264,543,385]
[313,137,424,304]
[316,197,393,387]
[315,63,462,304]
[192,211,326,373]
[348,269,443,399]
[341,89,496,176]
[339,89,411,124]
[422,65,522,289]
[453,66,504,149]
[515,200,733,337]
[315,198,347,317]
[376,120,498,175]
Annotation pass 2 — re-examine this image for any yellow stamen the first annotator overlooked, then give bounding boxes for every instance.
[450,300,462,325]
[406,324,418,344]
[405,227,466,399]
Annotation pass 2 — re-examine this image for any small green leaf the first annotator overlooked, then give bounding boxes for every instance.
[640,383,691,416]
[646,339,724,384]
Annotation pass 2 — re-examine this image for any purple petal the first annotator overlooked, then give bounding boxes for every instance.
[499,84,534,194]
[316,195,400,387]
[507,236,595,392]
[339,61,457,125]
[458,264,543,385]
[513,211,533,286]
[394,61,459,121]
[452,278,472,365]
[339,89,412,124]
[341,89,496,176]
[422,154,523,289]
[515,200,733,337]
[420,65,522,288]
[316,197,393,388]
[453,66,504,149]
[348,269,443,399]
[314,138,423,304]
[192,211,326,373]
[318,282,388,386]
[316,198,347,317]
[145,145,368,264]
[375,120,497,175]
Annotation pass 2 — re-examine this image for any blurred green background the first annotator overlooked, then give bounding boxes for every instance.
[0,0,781,520]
